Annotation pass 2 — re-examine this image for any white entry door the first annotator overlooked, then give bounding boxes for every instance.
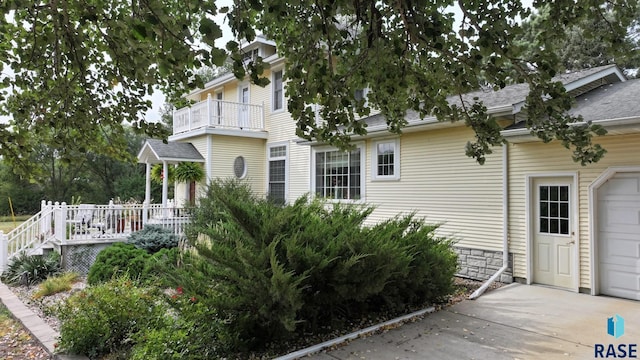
[598,172,640,300]
[238,85,249,128]
[532,178,576,289]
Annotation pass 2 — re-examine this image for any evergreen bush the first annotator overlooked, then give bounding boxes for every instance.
[87,243,150,285]
[186,179,458,351]
[127,224,180,253]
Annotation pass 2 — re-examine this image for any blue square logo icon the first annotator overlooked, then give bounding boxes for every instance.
[607,314,625,339]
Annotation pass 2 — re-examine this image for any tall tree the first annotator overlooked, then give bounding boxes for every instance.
[1,0,637,167]
[516,4,640,75]
[0,0,227,171]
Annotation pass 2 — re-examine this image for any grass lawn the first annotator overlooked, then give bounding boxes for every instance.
[0,215,31,233]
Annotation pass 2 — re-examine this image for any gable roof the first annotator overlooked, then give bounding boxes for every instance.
[569,78,640,121]
[137,139,205,164]
[501,78,640,140]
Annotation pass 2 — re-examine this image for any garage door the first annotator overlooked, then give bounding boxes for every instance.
[598,172,640,300]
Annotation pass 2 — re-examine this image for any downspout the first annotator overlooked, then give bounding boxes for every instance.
[469,144,509,299]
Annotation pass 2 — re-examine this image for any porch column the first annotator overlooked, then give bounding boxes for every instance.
[162,160,169,207]
[145,162,151,206]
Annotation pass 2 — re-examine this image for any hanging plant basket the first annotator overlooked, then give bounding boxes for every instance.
[174,162,205,183]
[151,164,175,184]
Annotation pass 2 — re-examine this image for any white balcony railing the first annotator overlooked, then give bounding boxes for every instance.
[173,95,265,135]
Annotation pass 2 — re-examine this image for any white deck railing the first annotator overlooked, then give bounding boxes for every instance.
[0,201,190,273]
[173,95,265,134]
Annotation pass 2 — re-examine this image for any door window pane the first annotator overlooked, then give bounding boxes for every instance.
[539,185,570,235]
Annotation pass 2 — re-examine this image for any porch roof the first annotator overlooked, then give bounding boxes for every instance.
[137,139,205,164]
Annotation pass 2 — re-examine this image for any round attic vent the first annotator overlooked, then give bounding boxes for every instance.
[234,156,247,179]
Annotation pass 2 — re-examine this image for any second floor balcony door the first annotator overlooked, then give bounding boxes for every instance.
[238,85,249,128]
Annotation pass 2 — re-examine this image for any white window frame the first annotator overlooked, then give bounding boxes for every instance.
[311,143,366,203]
[271,68,285,113]
[267,142,289,203]
[354,87,370,107]
[371,138,400,181]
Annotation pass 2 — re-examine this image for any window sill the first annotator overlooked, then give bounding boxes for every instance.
[371,176,401,182]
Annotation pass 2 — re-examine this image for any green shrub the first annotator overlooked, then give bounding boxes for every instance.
[129,286,224,359]
[87,243,150,285]
[186,179,458,351]
[127,225,180,253]
[56,276,166,358]
[1,252,60,285]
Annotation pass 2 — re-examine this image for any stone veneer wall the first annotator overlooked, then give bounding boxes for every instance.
[454,247,513,284]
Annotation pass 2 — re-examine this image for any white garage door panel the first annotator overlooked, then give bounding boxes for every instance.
[598,172,640,300]
[600,266,640,300]
[604,177,640,195]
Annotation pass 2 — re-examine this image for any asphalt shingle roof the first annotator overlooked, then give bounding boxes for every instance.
[569,78,640,121]
[139,139,205,163]
[363,65,623,129]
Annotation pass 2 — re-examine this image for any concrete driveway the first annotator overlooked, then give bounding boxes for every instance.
[308,283,640,359]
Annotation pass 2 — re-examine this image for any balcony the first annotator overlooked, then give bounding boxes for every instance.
[173,96,265,135]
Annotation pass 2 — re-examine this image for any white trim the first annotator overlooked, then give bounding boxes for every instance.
[267,141,290,203]
[206,137,213,182]
[371,138,400,181]
[233,156,248,179]
[501,116,640,141]
[169,127,269,141]
[564,66,626,92]
[311,143,366,203]
[525,172,579,291]
[588,166,640,296]
[271,68,285,113]
[354,87,370,108]
[238,82,250,103]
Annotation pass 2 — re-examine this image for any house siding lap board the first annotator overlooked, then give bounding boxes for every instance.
[508,133,640,291]
[364,127,504,252]
[210,135,266,194]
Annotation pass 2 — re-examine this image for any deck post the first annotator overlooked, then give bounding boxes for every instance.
[261,101,265,129]
[142,201,149,226]
[0,231,7,273]
[40,200,53,237]
[207,93,212,126]
[54,202,68,243]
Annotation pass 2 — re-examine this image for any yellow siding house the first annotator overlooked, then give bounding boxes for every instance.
[138,35,640,302]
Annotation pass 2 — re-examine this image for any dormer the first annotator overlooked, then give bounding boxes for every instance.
[239,35,277,65]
